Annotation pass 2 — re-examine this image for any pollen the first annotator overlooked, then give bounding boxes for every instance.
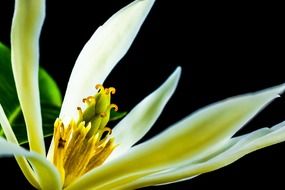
[52,85,118,187]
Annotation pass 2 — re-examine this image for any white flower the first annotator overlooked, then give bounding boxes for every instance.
[1,0,285,189]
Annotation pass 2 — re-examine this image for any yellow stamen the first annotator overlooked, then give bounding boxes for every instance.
[95,84,104,91]
[110,104,119,112]
[52,84,118,187]
[109,87,116,94]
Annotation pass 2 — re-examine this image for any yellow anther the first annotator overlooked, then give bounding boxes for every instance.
[53,118,115,187]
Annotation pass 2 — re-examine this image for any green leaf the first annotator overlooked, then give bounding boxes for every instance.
[0,42,19,119]
[0,42,62,144]
[39,68,62,106]
[10,104,60,144]
[110,109,127,121]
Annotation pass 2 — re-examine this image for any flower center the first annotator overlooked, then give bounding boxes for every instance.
[52,84,117,187]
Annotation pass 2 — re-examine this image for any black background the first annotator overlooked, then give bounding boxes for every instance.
[1,0,285,189]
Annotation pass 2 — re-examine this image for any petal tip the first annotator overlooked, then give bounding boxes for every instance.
[277,83,285,95]
[252,83,285,100]
[172,66,182,80]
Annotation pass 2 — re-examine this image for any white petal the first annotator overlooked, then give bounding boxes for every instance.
[0,138,62,190]
[60,0,156,121]
[121,128,273,188]
[109,67,181,161]
[126,121,285,189]
[11,0,45,154]
[66,84,285,190]
[0,105,39,188]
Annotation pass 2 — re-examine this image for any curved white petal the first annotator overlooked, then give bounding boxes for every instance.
[123,121,285,189]
[11,0,45,155]
[66,84,285,190]
[0,138,62,190]
[60,0,156,121]
[0,105,39,188]
[109,67,181,161]
[121,127,274,188]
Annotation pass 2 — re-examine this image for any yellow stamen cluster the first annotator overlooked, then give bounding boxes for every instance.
[53,85,117,187]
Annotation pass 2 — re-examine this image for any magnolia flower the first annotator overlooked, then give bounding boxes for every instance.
[1,0,285,189]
